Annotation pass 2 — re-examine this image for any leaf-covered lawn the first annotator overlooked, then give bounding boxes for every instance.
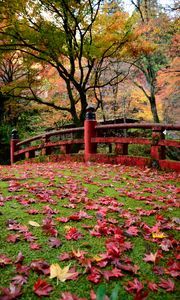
[0,162,179,300]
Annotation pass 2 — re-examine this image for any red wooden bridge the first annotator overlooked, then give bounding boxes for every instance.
[10,107,180,172]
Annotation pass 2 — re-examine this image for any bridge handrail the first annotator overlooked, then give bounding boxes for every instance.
[95,123,180,131]
[17,127,84,147]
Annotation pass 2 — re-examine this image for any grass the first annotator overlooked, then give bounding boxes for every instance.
[0,162,179,299]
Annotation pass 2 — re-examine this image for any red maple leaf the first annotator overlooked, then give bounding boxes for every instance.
[126,226,139,236]
[11,274,28,286]
[67,267,80,280]
[58,253,72,261]
[0,284,22,299]
[125,278,144,294]
[30,259,50,275]
[0,254,12,267]
[65,227,83,240]
[26,209,39,214]
[15,264,30,276]
[69,213,81,221]
[59,291,87,300]
[6,234,20,243]
[152,265,165,275]
[118,263,139,274]
[87,267,102,284]
[160,239,173,251]
[33,278,53,297]
[48,237,62,248]
[14,252,25,264]
[30,243,41,250]
[159,278,175,292]
[56,217,69,223]
[166,262,180,278]
[42,218,58,237]
[23,231,37,242]
[42,205,58,215]
[134,291,149,300]
[143,250,163,264]
[147,281,158,292]
[102,268,124,281]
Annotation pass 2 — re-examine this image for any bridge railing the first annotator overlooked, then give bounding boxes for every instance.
[10,107,180,171]
[11,127,84,164]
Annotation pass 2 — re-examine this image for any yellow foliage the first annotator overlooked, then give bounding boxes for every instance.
[152,232,168,239]
[50,263,74,282]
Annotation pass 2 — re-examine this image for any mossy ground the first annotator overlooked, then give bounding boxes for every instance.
[0,162,179,299]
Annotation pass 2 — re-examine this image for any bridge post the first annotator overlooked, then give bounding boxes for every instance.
[84,105,97,162]
[151,127,165,162]
[10,129,20,164]
[115,143,128,155]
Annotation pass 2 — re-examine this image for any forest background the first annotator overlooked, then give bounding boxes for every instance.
[0,0,179,164]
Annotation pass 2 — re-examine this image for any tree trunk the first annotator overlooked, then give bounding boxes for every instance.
[149,94,160,123]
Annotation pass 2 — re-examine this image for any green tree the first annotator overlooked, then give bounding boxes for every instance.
[0,0,133,126]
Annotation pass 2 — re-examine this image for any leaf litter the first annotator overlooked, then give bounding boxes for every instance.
[0,162,179,299]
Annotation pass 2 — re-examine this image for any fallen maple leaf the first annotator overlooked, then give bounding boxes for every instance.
[152,265,165,275]
[125,278,144,294]
[102,268,124,281]
[59,291,87,300]
[160,238,173,251]
[0,254,12,267]
[134,290,149,300]
[58,253,72,261]
[30,259,50,275]
[28,220,41,227]
[126,226,139,236]
[87,267,102,284]
[65,227,83,240]
[14,252,25,264]
[26,209,39,215]
[56,217,69,223]
[0,283,22,299]
[50,263,76,282]
[11,274,28,286]
[147,281,158,292]
[166,261,180,278]
[33,278,53,297]
[15,264,30,276]
[143,251,163,264]
[48,237,62,248]
[152,232,167,239]
[6,234,20,243]
[72,249,87,260]
[30,243,41,250]
[159,278,175,292]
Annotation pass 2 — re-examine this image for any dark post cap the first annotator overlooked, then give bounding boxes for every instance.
[85,105,96,120]
[86,105,95,112]
[11,129,19,139]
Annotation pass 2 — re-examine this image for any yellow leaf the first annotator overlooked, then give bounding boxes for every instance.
[72,248,81,258]
[28,221,40,227]
[49,263,74,282]
[64,225,72,232]
[92,255,103,262]
[152,232,167,239]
